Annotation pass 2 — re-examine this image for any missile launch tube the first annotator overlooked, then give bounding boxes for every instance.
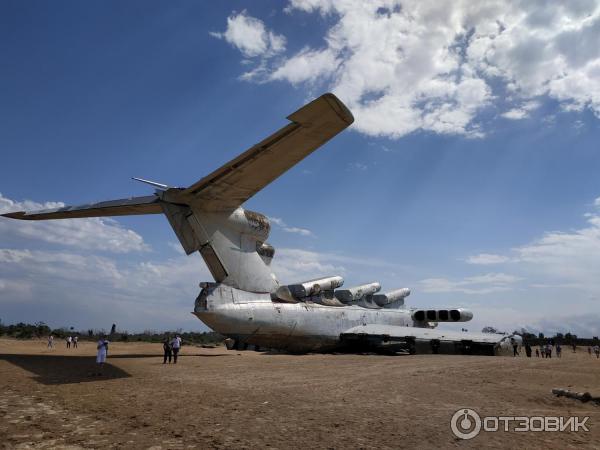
[373,288,411,306]
[411,308,473,322]
[288,276,344,298]
[334,282,382,303]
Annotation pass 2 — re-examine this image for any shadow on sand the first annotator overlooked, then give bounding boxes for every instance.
[0,354,131,385]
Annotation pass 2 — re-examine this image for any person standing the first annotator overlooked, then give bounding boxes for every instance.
[163,338,172,364]
[525,343,532,357]
[96,335,109,375]
[73,335,78,349]
[535,348,540,357]
[594,345,600,358]
[546,344,552,358]
[556,344,562,358]
[47,335,54,349]
[511,338,519,357]
[66,336,72,349]
[171,335,182,364]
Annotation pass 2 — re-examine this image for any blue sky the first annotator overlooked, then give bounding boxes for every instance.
[1,1,600,336]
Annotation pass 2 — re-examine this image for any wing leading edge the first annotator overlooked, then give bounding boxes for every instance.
[181,93,354,210]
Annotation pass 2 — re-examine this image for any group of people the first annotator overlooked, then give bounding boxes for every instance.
[519,342,600,358]
[66,335,78,348]
[163,335,182,364]
[45,333,185,376]
[534,343,560,358]
[511,340,561,358]
[46,335,79,349]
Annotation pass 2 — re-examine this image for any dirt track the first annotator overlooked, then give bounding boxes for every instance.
[0,338,599,449]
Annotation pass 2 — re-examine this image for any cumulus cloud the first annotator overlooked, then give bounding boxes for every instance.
[500,100,540,120]
[210,11,286,58]
[419,272,521,294]
[0,194,148,253]
[216,1,600,138]
[271,48,340,84]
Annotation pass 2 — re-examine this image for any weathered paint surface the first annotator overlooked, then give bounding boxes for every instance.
[194,283,413,352]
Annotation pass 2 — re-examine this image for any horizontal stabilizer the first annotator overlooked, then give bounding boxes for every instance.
[182,93,354,210]
[2,195,162,220]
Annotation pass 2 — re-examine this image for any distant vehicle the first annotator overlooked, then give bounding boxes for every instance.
[3,94,518,355]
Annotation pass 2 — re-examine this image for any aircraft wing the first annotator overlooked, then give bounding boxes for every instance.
[341,324,511,355]
[181,93,354,210]
[1,195,162,220]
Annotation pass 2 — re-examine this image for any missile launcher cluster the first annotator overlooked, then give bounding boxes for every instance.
[274,276,410,309]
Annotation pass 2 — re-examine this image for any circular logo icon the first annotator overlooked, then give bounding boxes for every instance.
[451,408,481,440]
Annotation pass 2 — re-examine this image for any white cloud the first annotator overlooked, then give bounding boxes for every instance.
[271,48,339,84]
[0,246,210,331]
[512,214,600,290]
[210,11,286,58]
[594,196,600,208]
[268,216,314,237]
[217,1,600,138]
[0,194,149,253]
[533,313,600,338]
[167,241,185,255]
[271,248,346,282]
[466,253,511,265]
[501,100,540,120]
[419,272,521,294]
[465,198,600,295]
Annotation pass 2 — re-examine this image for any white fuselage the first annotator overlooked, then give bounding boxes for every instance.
[193,283,414,352]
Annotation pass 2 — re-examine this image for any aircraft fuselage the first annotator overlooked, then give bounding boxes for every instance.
[193,283,414,352]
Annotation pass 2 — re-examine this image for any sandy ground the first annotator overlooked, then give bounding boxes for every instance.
[0,338,599,449]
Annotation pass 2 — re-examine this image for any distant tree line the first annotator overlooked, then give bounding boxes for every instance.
[482,326,599,346]
[0,319,224,345]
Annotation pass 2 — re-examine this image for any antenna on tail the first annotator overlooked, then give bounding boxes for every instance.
[132,177,170,190]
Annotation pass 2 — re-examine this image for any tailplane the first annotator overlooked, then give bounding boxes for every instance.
[1,93,354,294]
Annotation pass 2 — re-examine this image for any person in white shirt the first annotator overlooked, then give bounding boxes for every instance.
[171,335,182,364]
[73,335,78,349]
[66,336,72,349]
[47,335,54,349]
[96,336,109,374]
